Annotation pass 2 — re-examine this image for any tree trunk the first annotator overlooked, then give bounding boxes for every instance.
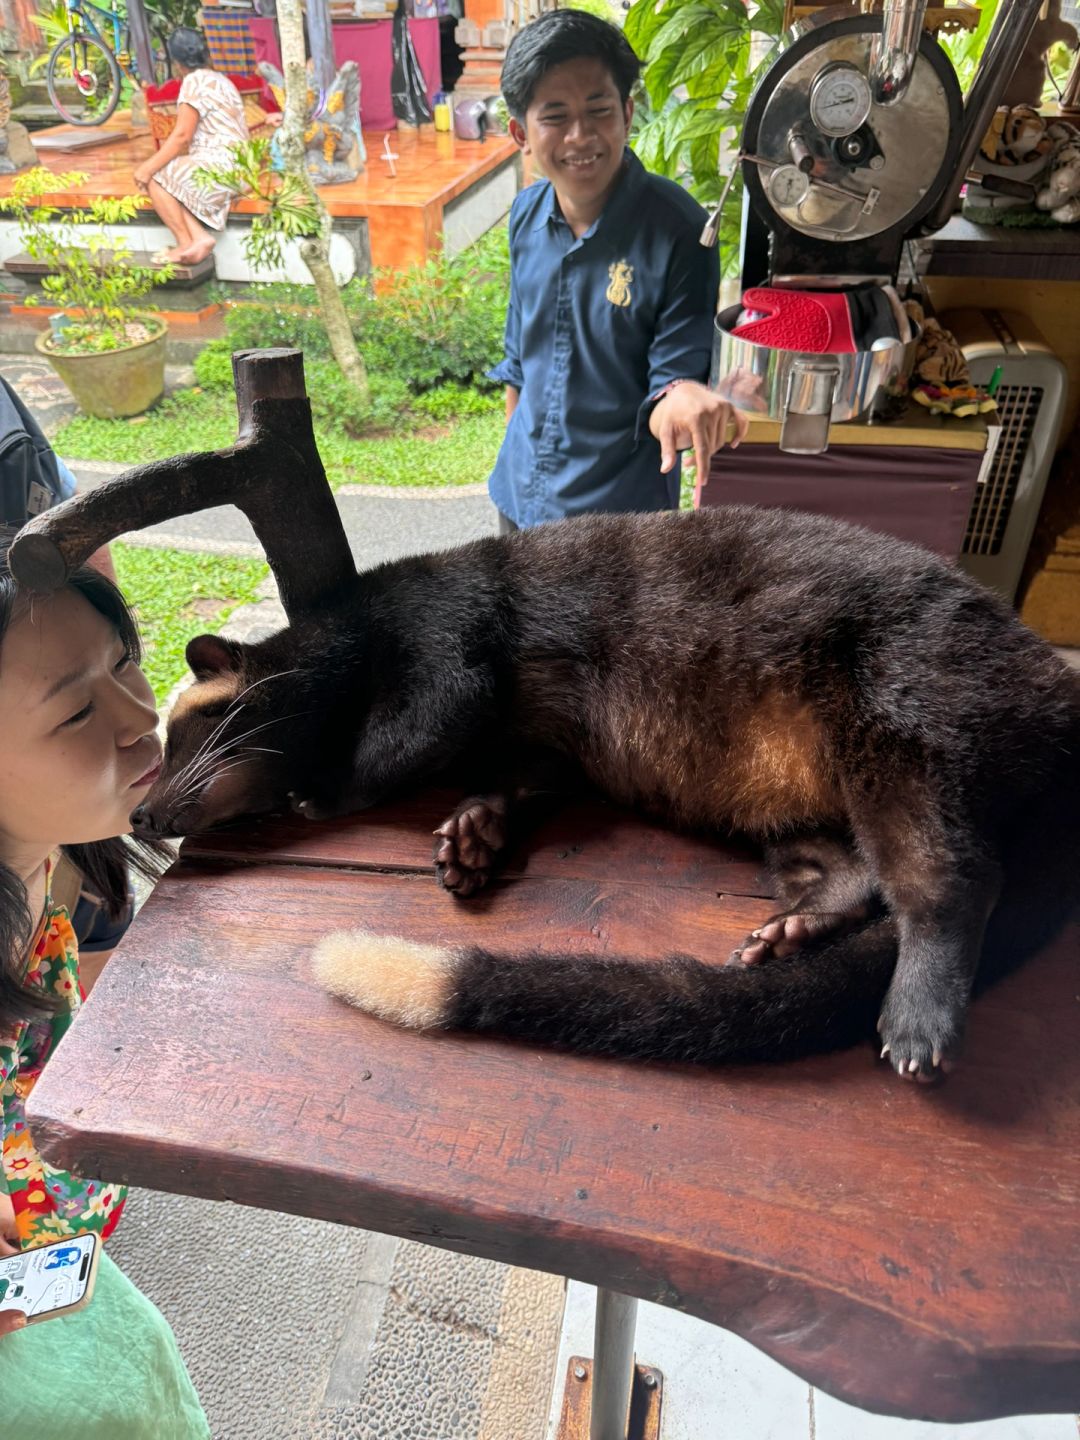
[276,0,370,404]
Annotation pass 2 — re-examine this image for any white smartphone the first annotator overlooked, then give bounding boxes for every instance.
[0,1231,101,1324]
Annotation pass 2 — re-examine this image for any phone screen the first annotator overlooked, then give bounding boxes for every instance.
[0,1232,98,1319]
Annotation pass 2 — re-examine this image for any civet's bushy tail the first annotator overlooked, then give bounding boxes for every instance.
[311,920,900,1065]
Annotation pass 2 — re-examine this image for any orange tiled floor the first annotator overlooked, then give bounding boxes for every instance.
[0,116,519,271]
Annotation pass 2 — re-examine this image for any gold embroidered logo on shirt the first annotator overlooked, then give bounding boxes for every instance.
[606,261,633,308]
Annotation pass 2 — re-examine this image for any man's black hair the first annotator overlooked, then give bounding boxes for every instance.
[500,10,641,122]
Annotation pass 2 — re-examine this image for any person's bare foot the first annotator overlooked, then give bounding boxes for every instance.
[176,237,217,265]
[151,246,188,265]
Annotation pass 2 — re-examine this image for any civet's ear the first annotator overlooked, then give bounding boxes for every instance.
[8,348,358,625]
[186,634,244,679]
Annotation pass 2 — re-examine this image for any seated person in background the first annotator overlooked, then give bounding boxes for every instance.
[133,26,249,267]
[488,9,747,531]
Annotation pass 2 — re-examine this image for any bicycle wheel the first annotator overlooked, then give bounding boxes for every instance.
[46,32,122,126]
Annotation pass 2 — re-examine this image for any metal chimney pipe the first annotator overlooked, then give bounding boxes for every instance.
[869,0,930,106]
[919,0,1044,234]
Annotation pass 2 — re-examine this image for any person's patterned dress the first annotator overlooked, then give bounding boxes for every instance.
[155,67,249,231]
[1,857,126,1247]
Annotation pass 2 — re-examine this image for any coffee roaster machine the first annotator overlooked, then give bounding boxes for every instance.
[707,0,1047,454]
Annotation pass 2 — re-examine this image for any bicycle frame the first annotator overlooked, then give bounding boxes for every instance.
[63,0,136,80]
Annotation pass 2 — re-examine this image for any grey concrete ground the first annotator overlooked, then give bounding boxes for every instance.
[3,352,566,1440]
[111,1191,563,1440]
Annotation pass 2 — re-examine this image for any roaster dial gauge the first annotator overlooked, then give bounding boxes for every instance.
[809,63,873,139]
[768,163,811,208]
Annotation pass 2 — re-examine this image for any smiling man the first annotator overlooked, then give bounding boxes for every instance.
[487,10,747,531]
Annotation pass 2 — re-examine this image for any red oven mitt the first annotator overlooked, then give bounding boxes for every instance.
[731,288,857,353]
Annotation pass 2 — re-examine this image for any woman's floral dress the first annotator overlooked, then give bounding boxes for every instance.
[0,858,126,1246]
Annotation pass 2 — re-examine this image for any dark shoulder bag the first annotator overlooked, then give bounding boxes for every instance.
[0,376,65,523]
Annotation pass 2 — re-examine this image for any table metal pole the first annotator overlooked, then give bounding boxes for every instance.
[590,1287,638,1440]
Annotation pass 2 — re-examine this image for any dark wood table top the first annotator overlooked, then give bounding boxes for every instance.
[26,793,1080,1424]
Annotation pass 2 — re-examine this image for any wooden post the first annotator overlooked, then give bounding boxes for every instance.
[10,349,358,624]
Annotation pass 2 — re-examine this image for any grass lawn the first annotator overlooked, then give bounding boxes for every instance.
[112,543,269,704]
[55,389,504,490]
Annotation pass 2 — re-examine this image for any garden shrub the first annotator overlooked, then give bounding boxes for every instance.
[220,228,509,391]
[206,226,510,426]
[223,283,333,358]
[349,228,509,393]
[193,339,235,390]
[305,359,411,435]
[412,382,502,421]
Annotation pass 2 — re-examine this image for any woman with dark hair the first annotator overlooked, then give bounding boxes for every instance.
[0,530,210,1437]
[132,26,249,266]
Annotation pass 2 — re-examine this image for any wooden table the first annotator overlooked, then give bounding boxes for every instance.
[26,791,1080,1429]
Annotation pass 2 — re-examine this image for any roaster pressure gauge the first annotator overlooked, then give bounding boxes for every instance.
[767,163,811,207]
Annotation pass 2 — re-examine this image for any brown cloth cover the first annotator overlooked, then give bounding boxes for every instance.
[700,443,982,558]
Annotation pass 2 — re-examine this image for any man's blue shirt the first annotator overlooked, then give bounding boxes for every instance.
[487,150,720,527]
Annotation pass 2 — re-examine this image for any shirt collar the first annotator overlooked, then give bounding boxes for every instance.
[532,149,646,235]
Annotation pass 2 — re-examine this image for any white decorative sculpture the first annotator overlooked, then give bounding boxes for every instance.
[257,59,366,184]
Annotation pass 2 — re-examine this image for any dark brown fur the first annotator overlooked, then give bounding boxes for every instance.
[134,506,1080,1079]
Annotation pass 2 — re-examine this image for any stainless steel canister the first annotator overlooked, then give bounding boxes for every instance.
[710,303,920,454]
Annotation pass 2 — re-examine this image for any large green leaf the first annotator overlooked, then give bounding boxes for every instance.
[940,0,1000,93]
[624,0,666,59]
[626,0,781,210]
[642,0,712,57]
[667,30,747,90]
[664,106,729,144]
[689,131,722,190]
[640,45,689,106]
[748,0,786,39]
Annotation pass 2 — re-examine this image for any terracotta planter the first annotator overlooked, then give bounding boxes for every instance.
[36,321,168,419]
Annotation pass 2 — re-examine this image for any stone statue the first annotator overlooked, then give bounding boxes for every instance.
[0,68,35,176]
[257,58,365,185]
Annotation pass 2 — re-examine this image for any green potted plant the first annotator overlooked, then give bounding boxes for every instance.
[0,166,174,417]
